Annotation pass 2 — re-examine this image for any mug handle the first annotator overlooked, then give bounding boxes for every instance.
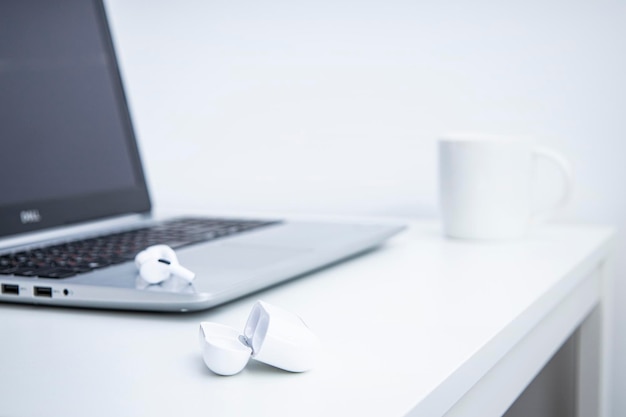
[531,146,574,222]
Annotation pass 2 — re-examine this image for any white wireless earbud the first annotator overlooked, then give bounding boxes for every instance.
[199,301,319,376]
[134,245,195,284]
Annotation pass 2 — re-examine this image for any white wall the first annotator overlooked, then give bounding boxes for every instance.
[104,0,626,414]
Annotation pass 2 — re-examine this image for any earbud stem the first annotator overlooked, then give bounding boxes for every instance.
[170,264,195,282]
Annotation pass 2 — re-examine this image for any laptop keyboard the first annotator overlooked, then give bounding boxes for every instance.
[0,217,280,279]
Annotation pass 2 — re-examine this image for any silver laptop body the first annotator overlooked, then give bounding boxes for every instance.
[0,0,403,312]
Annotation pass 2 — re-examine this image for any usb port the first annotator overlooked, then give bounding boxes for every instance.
[34,286,52,298]
[2,284,19,295]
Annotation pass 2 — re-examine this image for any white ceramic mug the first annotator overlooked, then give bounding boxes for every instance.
[438,134,573,240]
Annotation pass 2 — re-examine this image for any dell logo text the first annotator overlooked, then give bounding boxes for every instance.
[20,210,42,224]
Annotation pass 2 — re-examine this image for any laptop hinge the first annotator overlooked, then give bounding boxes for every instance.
[0,213,153,254]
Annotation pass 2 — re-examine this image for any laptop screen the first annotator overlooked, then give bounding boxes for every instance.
[0,0,151,238]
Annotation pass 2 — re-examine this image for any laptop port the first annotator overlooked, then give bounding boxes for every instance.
[2,284,19,295]
[34,286,53,298]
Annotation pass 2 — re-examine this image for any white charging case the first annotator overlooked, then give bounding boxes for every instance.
[199,301,319,376]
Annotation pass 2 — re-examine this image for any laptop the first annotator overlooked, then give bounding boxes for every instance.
[0,0,404,312]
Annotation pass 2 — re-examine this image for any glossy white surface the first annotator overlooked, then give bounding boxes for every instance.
[0,221,613,417]
[199,322,251,376]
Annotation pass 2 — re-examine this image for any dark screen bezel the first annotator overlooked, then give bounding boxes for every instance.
[0,0,152,239]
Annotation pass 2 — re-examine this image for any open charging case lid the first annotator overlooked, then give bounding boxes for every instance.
[199,301,319,376]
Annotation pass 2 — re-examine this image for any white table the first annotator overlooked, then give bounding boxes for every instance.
[0,221,614,417]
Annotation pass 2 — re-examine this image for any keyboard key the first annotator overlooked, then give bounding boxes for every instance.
[38,269,78,279]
